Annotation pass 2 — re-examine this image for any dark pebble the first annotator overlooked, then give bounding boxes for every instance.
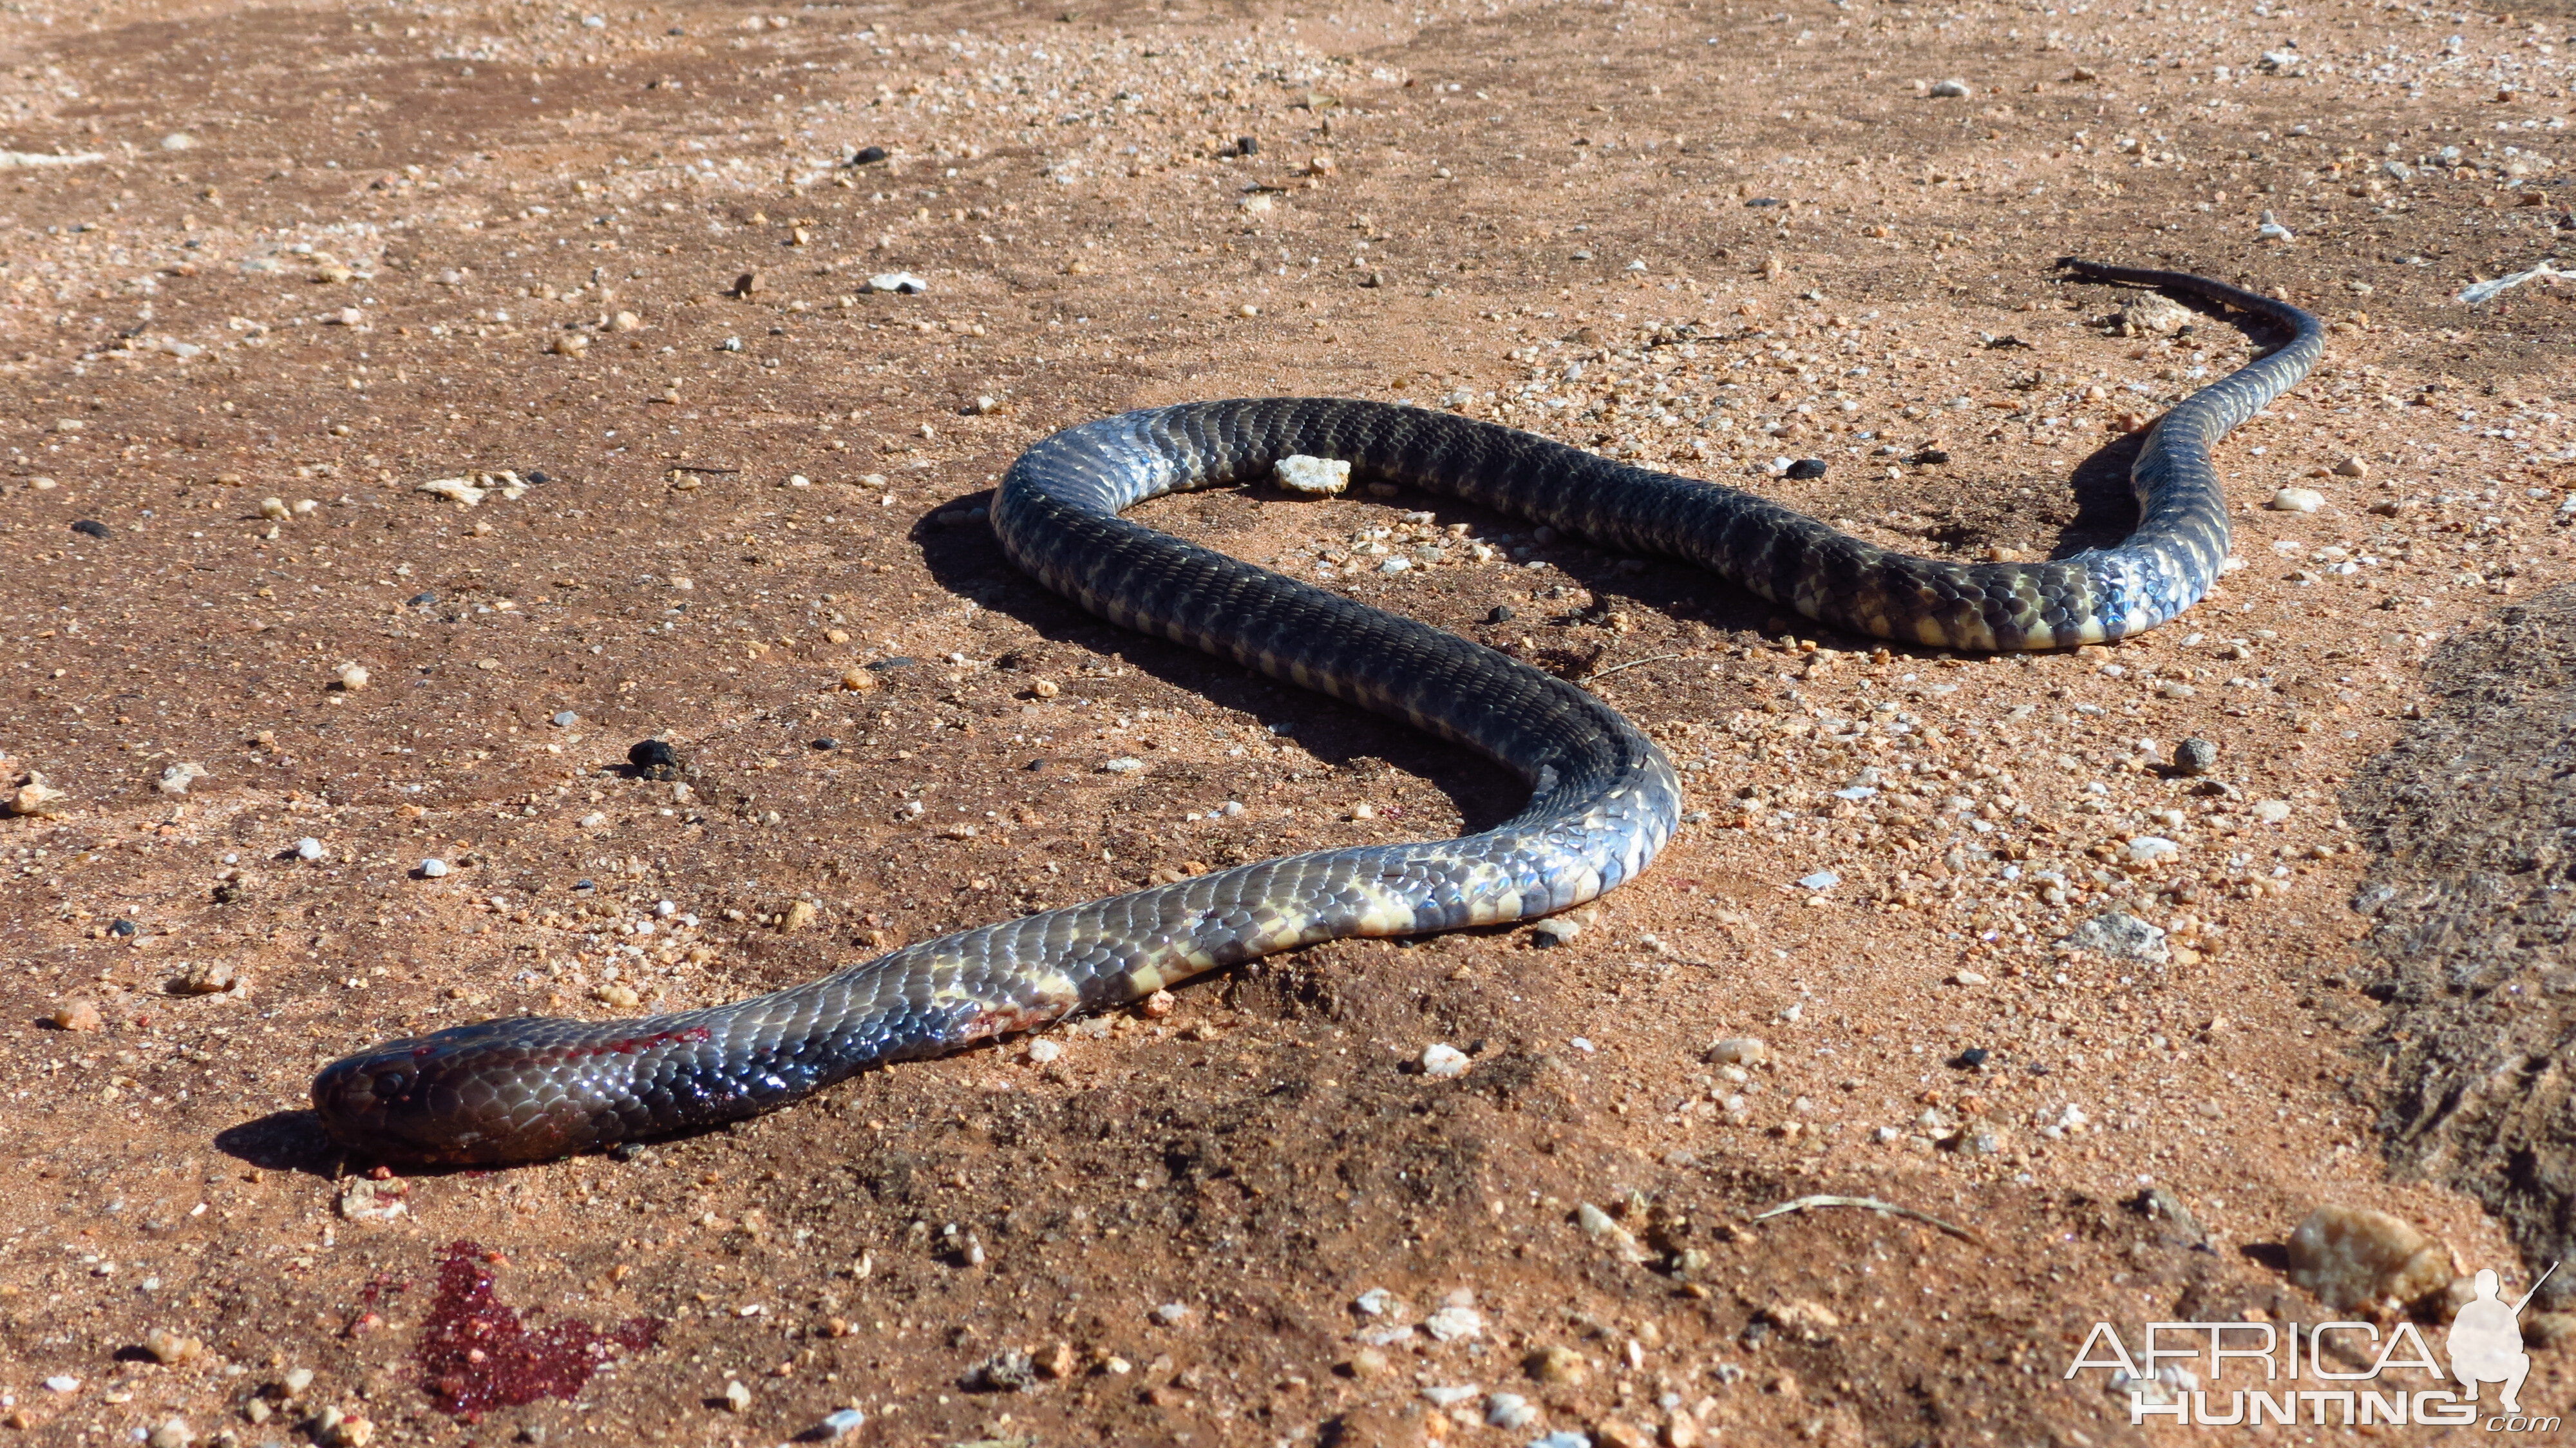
[1743,196,1784,207]
[1912,448,1952,466]
[629,738,684,779]
[1024,757,1055,772]
[2172,737,2220,777]
[1953,1047,1991,1069]
[1785,458,1828,481]
[109,918,138,938]
[1235,135,1259,156]
[70,519,111,539]
[851,145,889,166]
[1487,605,1516,624]
[408,592,439,607]
[867,656,919,671]
[574,879,597,891]
[811,737,839,751]
[524,470,550,484]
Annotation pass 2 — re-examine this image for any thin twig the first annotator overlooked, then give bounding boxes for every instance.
[1752,1194,1982,1244]
[1584,652,1687,683]
[668,464,743,475]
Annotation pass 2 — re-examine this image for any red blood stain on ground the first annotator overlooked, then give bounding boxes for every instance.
[415,1240,661,1420]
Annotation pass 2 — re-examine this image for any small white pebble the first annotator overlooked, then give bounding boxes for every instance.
[580,812,609,830]
[1273,455,1352,495]
[1420,1043,1470,1078]
[1930,77,1974,97]
[419,859,449,878]
[1026,1037,1065,1065]
[815,1407,866,1440]
[334,663,371,692]
[295,837,325,861]
[2269,486,2325,513]
[1101,757,1144,775]
[2124,835,2182,865]
[1424,1305,1484,1341]
[1154,1302,1190,1324]
[1706,1036,1768,1065]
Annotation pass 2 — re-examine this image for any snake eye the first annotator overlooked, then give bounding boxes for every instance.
[375,1069,415,1100]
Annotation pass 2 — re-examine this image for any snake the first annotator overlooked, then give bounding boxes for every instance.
[311,260,2322,1163]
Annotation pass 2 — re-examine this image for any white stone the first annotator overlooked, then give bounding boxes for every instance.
[1420,1043,1470,1078]
[417,477,488,507]
[1929,77,1974,97]
[1705,1036,1768,1065]
[866,271,927,294]
[1424,1305,1483,1341]
[1273,455,1352,495]
[2269,486,2325,513]
[2286,1205,2450,1310]
[2123,835,2182,864]
[2059,911,2169,964]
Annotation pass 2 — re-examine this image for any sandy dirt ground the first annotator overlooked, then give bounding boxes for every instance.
[3,0,2574,1443]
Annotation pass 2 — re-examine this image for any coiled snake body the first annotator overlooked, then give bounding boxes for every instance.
[314,262,2321,1163]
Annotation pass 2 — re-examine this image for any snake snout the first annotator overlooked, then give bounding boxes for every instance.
[311,1019,540,1163]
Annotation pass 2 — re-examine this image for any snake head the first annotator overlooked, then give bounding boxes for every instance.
[311,1017,600,1165]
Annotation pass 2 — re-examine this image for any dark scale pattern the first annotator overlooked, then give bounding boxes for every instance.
[310,263,2318,1164]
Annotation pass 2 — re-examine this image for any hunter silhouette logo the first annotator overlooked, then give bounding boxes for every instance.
[2450,1263,2553,1415]
[2065,1261,2561,1431]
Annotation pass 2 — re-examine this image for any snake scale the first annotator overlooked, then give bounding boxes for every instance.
[312,260,2322,1163]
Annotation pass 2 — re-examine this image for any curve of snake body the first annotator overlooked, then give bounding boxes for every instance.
[312,261,2321,1163]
